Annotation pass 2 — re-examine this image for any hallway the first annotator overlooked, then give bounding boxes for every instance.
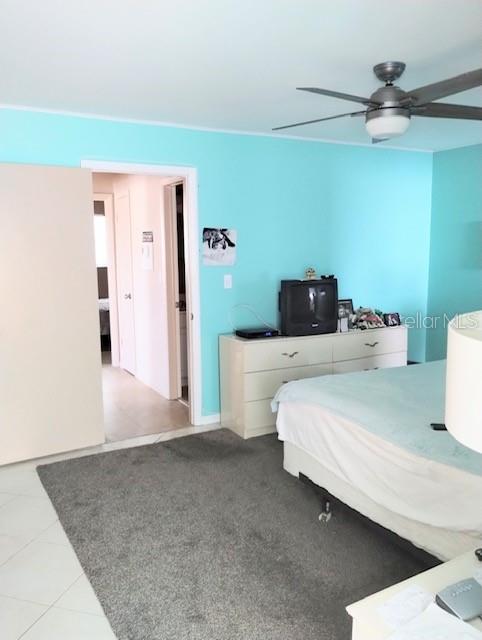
[102,359,190,443]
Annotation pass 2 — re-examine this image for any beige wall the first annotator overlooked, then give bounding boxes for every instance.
[0,164,104,465]
[92,172,116,193]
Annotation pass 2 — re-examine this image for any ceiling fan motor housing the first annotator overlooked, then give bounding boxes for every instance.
[370,84,408,106]
[366,82,411,139]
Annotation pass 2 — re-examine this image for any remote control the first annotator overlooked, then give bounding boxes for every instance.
[430,423,447,431]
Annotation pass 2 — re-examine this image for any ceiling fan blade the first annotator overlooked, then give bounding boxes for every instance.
[297,87,379,106]
[272,110,365,131]
[403,68,482,105]
[412,102,482,121]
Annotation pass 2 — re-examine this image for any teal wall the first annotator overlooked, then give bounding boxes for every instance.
[426,144,482,361]
[0,109,433,415]
[327,147,432,362]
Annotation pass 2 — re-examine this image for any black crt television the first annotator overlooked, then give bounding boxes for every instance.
[279,278,338,336]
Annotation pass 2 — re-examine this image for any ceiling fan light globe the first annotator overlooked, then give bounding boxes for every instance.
[365,113,410,140]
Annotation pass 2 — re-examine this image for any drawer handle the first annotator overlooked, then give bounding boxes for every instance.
[364,341,379,348]
[281,351,299,358]
[282,378,298,384]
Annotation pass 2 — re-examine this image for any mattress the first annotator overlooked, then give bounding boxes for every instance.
[276,401,482,537]
[273,361,482,477]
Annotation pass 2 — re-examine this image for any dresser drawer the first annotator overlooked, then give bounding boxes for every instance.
[244,364,332,401]
[333,351,406,374]
[243,337,333,372]
[332,327,406,362]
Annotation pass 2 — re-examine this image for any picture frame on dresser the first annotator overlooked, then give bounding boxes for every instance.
[383,312,401,327]
[338,299,354,332]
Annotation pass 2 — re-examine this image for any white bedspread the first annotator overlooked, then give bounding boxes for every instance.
[277,401,482,535]
[273,361,482,477]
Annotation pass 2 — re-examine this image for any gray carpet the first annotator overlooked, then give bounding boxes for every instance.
[37,430,437,640]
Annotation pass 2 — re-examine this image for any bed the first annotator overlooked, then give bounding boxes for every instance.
[272,360,482,561]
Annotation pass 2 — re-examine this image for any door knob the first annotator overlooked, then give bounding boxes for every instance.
[124,293,132,300]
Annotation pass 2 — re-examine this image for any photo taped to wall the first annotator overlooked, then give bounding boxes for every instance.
[202,228,237,266]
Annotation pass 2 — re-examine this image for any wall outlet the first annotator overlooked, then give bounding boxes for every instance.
[224,274,232,289]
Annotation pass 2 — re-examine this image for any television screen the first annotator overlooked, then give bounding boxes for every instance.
[290,283,336,324]
[280,279,338,336]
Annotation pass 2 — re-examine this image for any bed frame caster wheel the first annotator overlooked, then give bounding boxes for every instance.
[318,497,332,523]
[318,511,332,524]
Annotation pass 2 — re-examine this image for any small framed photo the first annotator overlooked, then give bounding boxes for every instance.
[383,312,401,327]
[338,299,354,333]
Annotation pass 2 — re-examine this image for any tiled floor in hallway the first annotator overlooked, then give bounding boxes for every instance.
[102,356,190,442]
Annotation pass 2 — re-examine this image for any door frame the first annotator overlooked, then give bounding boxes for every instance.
[92,192,120,367]
[82,160,203,426]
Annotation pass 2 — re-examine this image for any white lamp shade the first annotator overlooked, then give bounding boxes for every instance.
[365,114,410,139]
[445,311,482,452]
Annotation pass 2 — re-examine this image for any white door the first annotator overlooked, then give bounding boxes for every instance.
[0,164,104,465]
[114,193,136,374]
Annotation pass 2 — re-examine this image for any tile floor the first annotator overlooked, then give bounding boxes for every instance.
[102,355,190,442]
[0,424,220,639]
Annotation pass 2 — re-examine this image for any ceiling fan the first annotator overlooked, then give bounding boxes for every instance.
[273,62,482,142]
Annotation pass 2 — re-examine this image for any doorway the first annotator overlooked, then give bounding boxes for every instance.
[85,160,202,427]
[90,169,199,442]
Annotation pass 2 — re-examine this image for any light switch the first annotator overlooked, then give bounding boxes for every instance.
[224,274,233,289]
[141,244,153,271]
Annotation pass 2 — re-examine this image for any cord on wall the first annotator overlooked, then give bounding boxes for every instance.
[229,303,277,332]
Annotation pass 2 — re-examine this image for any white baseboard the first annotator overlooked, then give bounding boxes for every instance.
[195,413,220,426]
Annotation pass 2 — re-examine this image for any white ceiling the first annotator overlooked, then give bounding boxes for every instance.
[1,0,481,151]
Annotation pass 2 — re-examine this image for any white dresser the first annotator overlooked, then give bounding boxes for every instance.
[219,326,408,439]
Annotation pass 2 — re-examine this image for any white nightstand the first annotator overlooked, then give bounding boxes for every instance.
[347,550,482,639]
